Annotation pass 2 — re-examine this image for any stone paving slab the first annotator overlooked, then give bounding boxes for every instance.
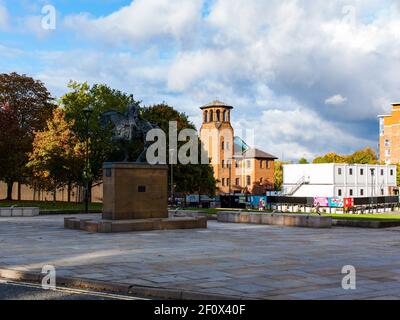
[1,214,400,299]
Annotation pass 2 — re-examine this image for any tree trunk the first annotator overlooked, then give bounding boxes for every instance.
[17,182,21,201]
[88,181,93,204]
[6,182,13,200]
[67,182,71,203]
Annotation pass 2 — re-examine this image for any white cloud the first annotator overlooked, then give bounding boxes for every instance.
[0,2,9,30]
[63,0,203,45]
[11,0,400,159]
[325,94,348,105]
[234,107,374,161]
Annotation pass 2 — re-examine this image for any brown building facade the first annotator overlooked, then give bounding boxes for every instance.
[199,101,277,194]
[379,103,400,164]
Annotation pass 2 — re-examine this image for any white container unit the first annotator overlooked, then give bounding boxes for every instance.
[283,163,397,198]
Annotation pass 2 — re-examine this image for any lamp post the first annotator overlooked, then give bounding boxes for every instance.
[83,105,94,213]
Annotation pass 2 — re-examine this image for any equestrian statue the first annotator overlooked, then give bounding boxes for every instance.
[99,102,158,162]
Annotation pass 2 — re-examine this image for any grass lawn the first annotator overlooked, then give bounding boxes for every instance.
[0,200,102,212]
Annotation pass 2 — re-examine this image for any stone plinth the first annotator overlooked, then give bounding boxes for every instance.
[64,162,207,233]
[64,216,207,233]
[102,162,168,220]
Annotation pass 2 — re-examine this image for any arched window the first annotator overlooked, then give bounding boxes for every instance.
[209,110,214,122]
[216,110,221,122]
[204,110,208,123]
[223,110,227,122]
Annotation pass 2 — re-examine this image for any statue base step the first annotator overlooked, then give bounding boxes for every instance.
[64,215,207,233]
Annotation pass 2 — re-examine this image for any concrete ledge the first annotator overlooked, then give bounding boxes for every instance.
[218,212,332,229]
[333,219,400,229]
[0,268,240,300]
[64,216,207,233]
[0,207,39,217]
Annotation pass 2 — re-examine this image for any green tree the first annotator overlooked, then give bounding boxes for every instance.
[313,148,378,165]
[347,147,378,164]
[141,104,216,197]
[298,157,309,164]
[27,108,85,202]
[274,161,290,191]
[60,82,137,199]
[313,152,347,164]
[397,164,400,187]
[0,72,55,200]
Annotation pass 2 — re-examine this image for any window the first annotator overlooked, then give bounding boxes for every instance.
[223,110,227,122]
[235,161,239,168]
[221,141,224,150]
[360,189,364,196]
[338,189,342,197]
[385,149,391,157]
[247,160,251,169]
[360,169,364,176]
[349,189,353,196]
[260,160,263,169]
[222,160,225,168]
[390,169,394,176]
[385,139,390,147]
[216,110,221,122]
[267,161,271,169]
[338,168,342,175]
[381,189,384,196]
[209,110,214,122]
[236,178,240,186]
[221,178,225,186]
[349,168,353,175]
[204,111,208,123]
[246,176,251,186]
[381,169,384,176]
[227,178,230,186]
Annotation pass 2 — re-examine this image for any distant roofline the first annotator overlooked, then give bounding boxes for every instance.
[234,148,278,160]
[392,102,400,106]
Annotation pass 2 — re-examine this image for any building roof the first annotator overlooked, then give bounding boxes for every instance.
[200,100,233,110]
[238,148,278,160]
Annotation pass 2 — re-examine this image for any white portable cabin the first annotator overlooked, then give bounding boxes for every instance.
[282,163,397,198]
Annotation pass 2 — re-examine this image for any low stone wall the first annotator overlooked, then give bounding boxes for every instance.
[0,207,39,217]
[333,219,400,229]
[217,212,332,229]
[168,210,217,220]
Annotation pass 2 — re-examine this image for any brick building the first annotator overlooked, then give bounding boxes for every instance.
[199,101,277,195]
[379,102,400,164]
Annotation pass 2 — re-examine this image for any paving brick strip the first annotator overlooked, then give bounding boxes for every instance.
[0,268,243,300]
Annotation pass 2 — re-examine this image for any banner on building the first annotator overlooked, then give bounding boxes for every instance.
[313,197,329,207]
[328,197,344,208]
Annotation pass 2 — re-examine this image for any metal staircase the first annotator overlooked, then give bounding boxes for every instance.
[285,176,310,196]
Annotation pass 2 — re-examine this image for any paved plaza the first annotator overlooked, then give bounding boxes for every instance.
[1,214,400,299]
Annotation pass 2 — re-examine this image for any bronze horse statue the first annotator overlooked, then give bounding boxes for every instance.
[100,103,157,162]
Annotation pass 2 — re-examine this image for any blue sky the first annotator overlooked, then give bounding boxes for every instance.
[1,0,400,161]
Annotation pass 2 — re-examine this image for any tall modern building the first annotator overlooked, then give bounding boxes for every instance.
[378,102,400,164]
[199,101,277,194]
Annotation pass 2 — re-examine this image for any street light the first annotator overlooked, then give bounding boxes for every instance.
[83,105,94,214]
